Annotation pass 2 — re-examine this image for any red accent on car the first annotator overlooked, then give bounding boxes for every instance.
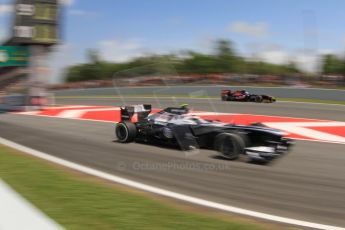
[221,90,230,96]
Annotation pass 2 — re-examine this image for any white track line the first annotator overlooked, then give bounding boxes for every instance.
[0,180,63,230]
[0,137,343,230]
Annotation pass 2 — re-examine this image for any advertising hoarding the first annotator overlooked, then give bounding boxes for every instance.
[11,0,60,45]
[0,46,29,67]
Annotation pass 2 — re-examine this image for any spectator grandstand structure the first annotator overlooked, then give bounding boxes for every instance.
[0,0,60,108]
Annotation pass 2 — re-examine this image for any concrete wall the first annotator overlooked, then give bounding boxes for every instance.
[54,86,345,101]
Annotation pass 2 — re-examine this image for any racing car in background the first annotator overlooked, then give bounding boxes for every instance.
[221,89,276,103]
[115,104,293,162]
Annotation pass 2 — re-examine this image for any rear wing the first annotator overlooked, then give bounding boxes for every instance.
[120,104,152,122]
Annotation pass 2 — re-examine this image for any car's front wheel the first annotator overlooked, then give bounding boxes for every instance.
[115,121,137,143]
[214,133,245,160]
[255,96,263,103]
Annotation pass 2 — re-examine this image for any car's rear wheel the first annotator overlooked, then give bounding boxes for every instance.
[228,96,235,101]
[214,133,245,160]
[115,121,137,143]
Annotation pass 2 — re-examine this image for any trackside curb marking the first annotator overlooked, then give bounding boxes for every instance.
[0,137,343,230]
[58,108,120,118]
[15,106,345,144]
[0,180,64,230]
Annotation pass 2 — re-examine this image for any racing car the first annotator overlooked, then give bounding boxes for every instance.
[221,89,276,103]
[115,104,293,162]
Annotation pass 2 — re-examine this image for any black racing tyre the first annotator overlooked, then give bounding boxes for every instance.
[236,132,251,147]
[115,121,137,143]
[221,96,228,101]
[262,97,271,103]
[214,133,245,160]
[255,95,263,103]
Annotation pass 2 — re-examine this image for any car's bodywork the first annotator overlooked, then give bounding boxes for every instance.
[221,90,276,103]
[115,104,293,162]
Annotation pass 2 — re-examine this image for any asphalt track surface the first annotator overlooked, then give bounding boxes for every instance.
[0,98,344,228]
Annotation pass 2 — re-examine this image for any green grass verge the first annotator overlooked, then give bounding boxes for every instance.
[56,95,345,105]
[0,145,270,230]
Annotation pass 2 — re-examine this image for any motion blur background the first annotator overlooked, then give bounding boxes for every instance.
[0,0,345,93]
[1,1,345,230]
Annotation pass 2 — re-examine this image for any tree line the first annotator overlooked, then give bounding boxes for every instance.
[64,39,344,83]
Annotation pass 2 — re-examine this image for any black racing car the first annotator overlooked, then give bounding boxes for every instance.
[115,104,293,162]
[221,89,276,103]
